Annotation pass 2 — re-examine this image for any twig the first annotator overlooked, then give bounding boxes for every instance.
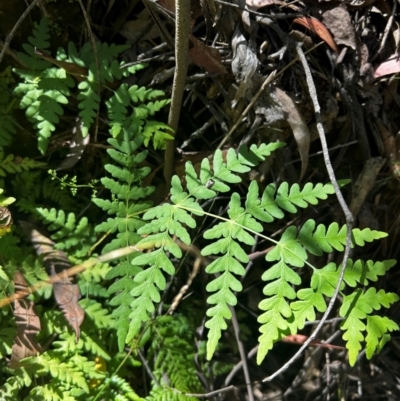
[185,385,235,398]
[229,306,254,401]
[137,349,160,386]
[167,241,208,314]
[163,0,191,191]
[225,345,258,386]
[263,42,354,383]
[0,246,138,308]
[0,0,42,66]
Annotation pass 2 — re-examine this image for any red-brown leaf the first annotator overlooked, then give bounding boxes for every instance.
[188,35,228,75]
[293,17,339,54]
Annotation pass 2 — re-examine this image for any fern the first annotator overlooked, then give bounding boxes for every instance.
[144,315,202,397]
[0,150,45,177]
[102,143,398,367]
[36,207,94,257]
[13,18,169,154]
[0,67,17,148]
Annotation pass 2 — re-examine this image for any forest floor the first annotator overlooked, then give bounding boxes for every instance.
[1,1,400,400]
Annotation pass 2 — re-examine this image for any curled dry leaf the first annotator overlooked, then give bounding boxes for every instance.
[20,221,85,339]
[188,35,228,75]
[9,272,42,369]
[274,87,310,180]
[293,17,339,53]
[231,26,259,104]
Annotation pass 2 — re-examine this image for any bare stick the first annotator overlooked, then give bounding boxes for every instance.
[163,0,191,190]
[0,246,138,308]
[0,0,42,66]
[230,306,254,401]
[263,42,354,382]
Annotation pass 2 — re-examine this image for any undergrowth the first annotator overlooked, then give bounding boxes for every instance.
[0,17,398,401]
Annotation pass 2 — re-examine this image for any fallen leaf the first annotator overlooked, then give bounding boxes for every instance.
[293,17,339,53]
[9,272,42,369]
[374,55,400,78]
[321,5,357,50]
[274,87,310,180]
[20,221,85,339]
[231,26,259,104]
[188,35,228,74]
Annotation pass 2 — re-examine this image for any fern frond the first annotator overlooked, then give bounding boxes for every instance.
[26,384,76,401]
[79,298,115,329]
[36,207,94,256]
[29,352,90,393]
[0,69,17,148]
[0,150,45,177]
[340,287,399,365]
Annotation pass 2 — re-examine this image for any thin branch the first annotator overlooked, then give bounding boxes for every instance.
[230,306,254,401]
[225,345,258,386]
[163,0,191,190]
[263,42,354,383]
[0,0,42,66]
[185,385,235,398]
[0,246,138,308]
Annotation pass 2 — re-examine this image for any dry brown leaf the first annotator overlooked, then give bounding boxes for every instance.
[53,272,85,339]
[274,88,310,180]
[9,272,42,369]
[293,17,339,53]
[188,35,228,75]
[20,222,85,339]
[374,55,400,78]
[321,5,357,50]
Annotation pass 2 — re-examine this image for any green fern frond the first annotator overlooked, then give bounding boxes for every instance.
[53,331,110,361]
[340,288,399,365]
[15,18,51,71]
[0,69,17,148]
[14,67,74,154]
[26,384,76,401]
[0,150,45,177]
[142,120,174,150]
[36,207,94,256]
[105,375,144,401]
[79,298,115,329]
[28,352,90,393]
